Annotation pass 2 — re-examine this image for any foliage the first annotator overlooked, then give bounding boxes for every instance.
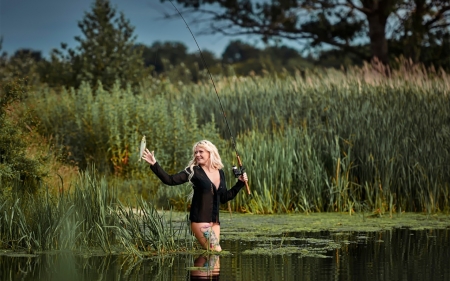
[0,79,46,194]
[24,61,450,214]
[164,0,450,66]
[41,0,149,90]
[140,41,222,83]
[0,167,182,255]
[187,64,450,214]
[222,40,262,64]
[28,78,223,201]
[390,32,450,71]
[0,45,41,87]
[141,41,190,71]
[221,40,314,76]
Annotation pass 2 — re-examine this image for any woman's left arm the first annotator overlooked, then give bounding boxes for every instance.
[220,172,247,204]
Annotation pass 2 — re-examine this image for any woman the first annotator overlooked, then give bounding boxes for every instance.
[141,140,248,252]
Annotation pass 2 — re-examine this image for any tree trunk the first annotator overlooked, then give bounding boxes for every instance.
[362,0,398,65]
[406,0,426,63]
[367,13,389,65]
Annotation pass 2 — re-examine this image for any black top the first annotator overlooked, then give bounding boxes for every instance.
[150,162,245,223]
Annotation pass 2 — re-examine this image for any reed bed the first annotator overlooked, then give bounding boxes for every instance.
[29,80,223,201]
[26,64,450,214]
[0,168,182,255]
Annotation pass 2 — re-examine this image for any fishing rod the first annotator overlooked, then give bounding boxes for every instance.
[168,0,250,195]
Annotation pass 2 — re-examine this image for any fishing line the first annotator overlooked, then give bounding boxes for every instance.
[167,0,250,195]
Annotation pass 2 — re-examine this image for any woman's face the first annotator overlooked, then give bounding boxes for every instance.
[194,145,210,166]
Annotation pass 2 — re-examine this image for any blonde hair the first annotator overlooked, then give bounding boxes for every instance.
[185,140,224,183]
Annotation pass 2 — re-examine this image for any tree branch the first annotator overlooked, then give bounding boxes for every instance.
[424,6,450,28]
[345,0,372,14]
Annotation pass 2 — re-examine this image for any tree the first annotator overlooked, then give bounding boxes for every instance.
[0,47,42,86]
[390,0,450,64]
[0,79,46,194]
[262,45,303,64]
[45,0,148,89]
[220,40,312,74]
[139,41,221,82]
[140,41,190,73]
[221,40,261,64]
[162,0,450,66]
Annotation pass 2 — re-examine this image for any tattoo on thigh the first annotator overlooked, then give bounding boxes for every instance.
[201,226,219,249]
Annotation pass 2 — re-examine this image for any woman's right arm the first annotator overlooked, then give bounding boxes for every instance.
[149,162,189,186]
[142,148,189,186]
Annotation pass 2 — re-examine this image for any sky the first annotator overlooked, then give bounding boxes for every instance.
[0,0,260,59]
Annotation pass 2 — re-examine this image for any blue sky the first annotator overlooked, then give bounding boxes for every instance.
[0,0,260,59]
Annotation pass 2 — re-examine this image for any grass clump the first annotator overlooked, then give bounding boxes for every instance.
[0,167,184,256]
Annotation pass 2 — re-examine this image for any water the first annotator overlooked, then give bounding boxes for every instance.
[1,228,449,281]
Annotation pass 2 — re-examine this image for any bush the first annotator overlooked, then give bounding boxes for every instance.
[0,79,46,194]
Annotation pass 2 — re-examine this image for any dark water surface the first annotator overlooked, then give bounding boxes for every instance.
[1,228,449,281]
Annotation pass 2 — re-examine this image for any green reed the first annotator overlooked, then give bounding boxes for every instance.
[0,168,181,255]
[109,198,181,255]
[26,65,450,214]
[177,70,449,214]
[30,79,223,200]
[0,178,79,252]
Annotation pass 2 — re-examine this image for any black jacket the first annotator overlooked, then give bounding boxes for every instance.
[150,162,244,223]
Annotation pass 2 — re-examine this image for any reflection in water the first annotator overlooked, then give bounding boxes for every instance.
[0,228,449,281]
[190,254,220,280]
[0,253,176,281]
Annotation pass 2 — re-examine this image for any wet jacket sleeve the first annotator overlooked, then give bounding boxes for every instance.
[220,179,245,204]
[149,162,189,186]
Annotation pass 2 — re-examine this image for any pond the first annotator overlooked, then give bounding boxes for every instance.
[1,213,449,281]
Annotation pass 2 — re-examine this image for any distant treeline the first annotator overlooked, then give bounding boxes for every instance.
[1,0,450,92]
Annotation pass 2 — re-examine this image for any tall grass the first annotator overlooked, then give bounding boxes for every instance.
[26,63,450,214]
[29,79,223,201]
[0,168,182,255]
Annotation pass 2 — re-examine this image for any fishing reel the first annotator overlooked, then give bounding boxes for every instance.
[232,165,245,178]
[233,154,251,195]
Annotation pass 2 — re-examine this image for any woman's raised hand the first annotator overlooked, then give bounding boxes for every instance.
[142,148,156,165]
[238,172,248,183]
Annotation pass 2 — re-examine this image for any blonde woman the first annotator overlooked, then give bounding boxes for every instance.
[141,140,248,252]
